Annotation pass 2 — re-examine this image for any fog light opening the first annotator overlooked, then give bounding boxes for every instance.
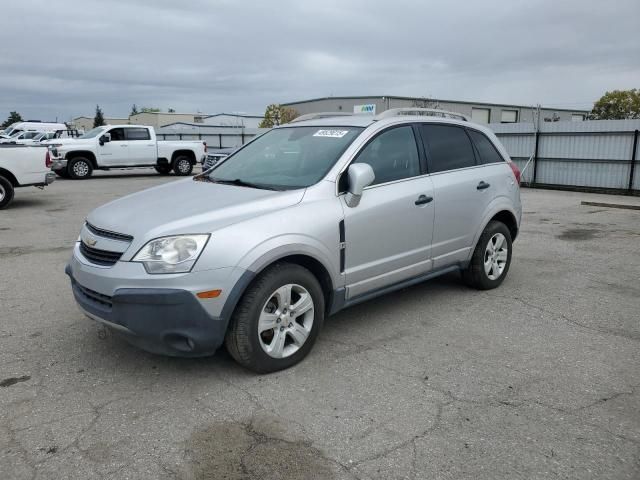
[164,333,196,352]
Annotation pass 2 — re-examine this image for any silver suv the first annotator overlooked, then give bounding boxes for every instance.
[66,109,522,373]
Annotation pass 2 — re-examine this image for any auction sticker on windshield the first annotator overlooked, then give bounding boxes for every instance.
[313,129,349,138]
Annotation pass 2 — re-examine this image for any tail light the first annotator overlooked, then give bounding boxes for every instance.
[45,150,52,168]
[508,161,521,185]
[203,141,207,153]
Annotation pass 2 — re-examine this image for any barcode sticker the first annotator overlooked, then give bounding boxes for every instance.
[313,129,349,138]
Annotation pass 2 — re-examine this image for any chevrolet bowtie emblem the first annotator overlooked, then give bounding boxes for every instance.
[85,235,97,247]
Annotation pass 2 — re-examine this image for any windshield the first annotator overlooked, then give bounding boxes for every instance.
[79,126,106,139]
[209,126,363,190]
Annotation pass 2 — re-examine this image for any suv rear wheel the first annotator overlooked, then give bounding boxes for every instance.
[225,263,324,373]
[463,220,512,290]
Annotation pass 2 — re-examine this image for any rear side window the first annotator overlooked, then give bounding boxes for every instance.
[467,129,504,164]
[420,125,476,173]
[353,126,421,185]
[109,128,126,141]
[126,128,151,141]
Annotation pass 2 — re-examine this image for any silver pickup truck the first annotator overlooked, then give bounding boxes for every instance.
[49,124,206,179]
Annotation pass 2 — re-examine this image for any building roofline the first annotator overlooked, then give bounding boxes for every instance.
[203,113,264,119]
[280,95,590,113]
[130,112,208,116]
[159,122,258,129]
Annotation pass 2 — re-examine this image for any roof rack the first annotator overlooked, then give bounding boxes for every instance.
[290,112,356,123]
[374,108,469,122]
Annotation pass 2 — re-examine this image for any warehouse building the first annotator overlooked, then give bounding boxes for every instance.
[72,116,129,131]
[281,95,590,124]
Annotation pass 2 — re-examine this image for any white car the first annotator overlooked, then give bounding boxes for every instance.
[0,130,45,145]
[2,121,68,139]
[49,125,207,179]
[0,146,55,209]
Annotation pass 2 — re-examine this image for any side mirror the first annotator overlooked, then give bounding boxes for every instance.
[345,163,375,207]
[99,133,111,145]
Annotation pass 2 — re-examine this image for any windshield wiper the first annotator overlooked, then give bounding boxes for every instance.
[209,177,281,191]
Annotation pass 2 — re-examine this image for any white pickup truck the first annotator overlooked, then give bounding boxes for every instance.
[0,146,55,209]
[49,125,206,179]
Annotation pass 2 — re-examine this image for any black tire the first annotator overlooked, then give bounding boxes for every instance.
[67,157,93,179]
[172,155,193,176]
[463,220,513,290]
[54,169,69,179]
[155,164,171,175]
[0,175,15,210]
[225,263,325,373]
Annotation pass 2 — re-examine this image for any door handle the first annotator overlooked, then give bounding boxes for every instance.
[121,144,128,147]
[415,195,433,205]
[477,181,490,190]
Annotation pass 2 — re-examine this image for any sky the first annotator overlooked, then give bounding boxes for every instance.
[1,0,638,122]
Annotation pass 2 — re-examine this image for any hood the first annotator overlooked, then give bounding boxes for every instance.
[49,138,87,147]
[86,178,305,241]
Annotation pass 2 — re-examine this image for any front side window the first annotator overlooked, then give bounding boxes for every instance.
[109,128,126,141]
[467,129,504,164]
[126,128,151,140]
[79,127,106,139]
[421,125,477,173]
[209,126,363,190]
[353,126,420,185]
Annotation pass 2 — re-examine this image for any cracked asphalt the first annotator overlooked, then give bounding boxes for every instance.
[1,169,639,479]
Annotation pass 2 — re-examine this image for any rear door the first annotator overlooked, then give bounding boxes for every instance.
[126,127,156,165]
[341,125,435,299]
[419,123,493,269]
[98,127,128,166]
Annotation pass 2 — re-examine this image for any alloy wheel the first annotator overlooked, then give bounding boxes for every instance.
[73,161,89,177]
[258,284,314,359]
[484,233,508,280]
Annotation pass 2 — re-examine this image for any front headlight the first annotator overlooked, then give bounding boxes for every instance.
[132,234,210,274]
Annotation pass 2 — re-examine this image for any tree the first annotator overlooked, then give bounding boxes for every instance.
[590,89,640,120]
[259,104,299,128]
[140,107,161,113]
[93,105,105,128]
[2,111,23,129]
[168,108,175,113]
[130,104,139,116]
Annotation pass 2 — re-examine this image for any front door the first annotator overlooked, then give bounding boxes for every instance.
[126,127,156,165]
[341,125,435,299]
[98,127,128,166]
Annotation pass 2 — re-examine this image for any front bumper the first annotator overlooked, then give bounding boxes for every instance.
[51,158,67,171]
[66,247,254,357]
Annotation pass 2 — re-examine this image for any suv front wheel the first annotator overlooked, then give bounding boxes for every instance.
[463,220,513,290]
[225,263,324,373]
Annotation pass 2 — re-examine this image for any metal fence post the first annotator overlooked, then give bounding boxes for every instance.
[531,129,540,186]
[628,129,639,193]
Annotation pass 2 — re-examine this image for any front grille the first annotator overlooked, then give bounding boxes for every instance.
[75,282,113,309]
[80,242,123,266]
[203,154,228,170]
[85,222,133,242]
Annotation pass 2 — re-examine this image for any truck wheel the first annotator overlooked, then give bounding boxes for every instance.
[225,263,325,373]
[462,220,513,290]
[173,155,193,176]
[0,175,15,210]
[54,169,69,179]
[155,165,171,175]
[68,157,93,179]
